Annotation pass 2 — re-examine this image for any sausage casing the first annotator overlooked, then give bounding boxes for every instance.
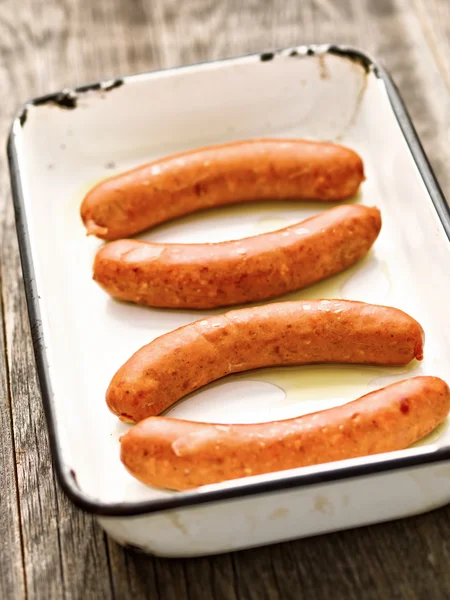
[81,139,365,240]
[93,204,381,309]
[106,299,425,423]
[119,376,450,490]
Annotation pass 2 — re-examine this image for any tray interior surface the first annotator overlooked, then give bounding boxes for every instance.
[11,49,450,504]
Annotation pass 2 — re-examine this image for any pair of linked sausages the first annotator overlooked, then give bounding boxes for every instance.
[81,138,450,491]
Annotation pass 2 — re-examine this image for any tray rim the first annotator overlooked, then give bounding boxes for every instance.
[6,43,450,517]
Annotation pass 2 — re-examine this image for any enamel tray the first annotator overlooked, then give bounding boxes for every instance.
[7,44,450,557]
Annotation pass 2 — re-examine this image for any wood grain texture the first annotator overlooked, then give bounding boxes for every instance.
[413,0,450,94]
[0,1,115,599]
[2,203,113,600]
[2,0,450,599]
[0,222,25,598]
[2,207,64,599]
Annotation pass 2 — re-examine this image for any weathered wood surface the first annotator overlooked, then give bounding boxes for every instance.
[1,0,450,598]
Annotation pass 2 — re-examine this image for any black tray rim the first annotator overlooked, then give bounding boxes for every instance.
[6,43,450,518]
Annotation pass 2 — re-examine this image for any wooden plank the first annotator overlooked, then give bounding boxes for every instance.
[0,0,115,597]
[413,0,450,95]
[0,206,26,599]
[55,492,114,600]
[2,201,114,600]
[2,205,65,598]
[287,513,450,599]
[183,555,239,600]
[108,543,243,600]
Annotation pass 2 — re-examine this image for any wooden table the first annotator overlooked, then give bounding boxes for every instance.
[2,1,450,598]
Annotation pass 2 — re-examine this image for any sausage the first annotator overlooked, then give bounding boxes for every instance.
[119,376,450,490]
[106,300,425,423]
[93,204,381,309]
[81,139,365,240]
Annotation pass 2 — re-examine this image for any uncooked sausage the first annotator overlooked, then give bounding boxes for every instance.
[106,299,424,423]
[119,376,450,490]
[93,204,381,309]
[81,138,365,240]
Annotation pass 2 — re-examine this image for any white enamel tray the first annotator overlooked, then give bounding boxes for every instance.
[7,44,450,557]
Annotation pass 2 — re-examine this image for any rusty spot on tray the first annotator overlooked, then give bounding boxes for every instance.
[312,495,334,515]
[269,507,289,519]
[327,46,374,75]
[318,55,330,80]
